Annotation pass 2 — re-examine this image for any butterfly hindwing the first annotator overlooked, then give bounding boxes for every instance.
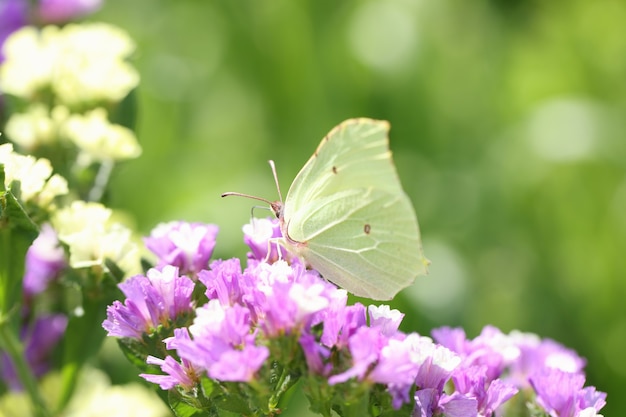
[285,187,424,300]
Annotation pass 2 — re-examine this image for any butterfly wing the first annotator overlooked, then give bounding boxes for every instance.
[282,118,428,300]
[283,119,403,221]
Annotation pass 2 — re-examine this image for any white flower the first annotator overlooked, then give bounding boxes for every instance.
[0,23,139,106]
[51,201,139,275]
[4,104,70,150]
[0,143,68,207]
[53,23,139,105]
[0,26,58,98]
[63,108,141,161]
[63,367,171,417]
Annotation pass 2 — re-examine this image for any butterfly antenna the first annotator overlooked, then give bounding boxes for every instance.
[268,160,283,203]
[221,191,273,206]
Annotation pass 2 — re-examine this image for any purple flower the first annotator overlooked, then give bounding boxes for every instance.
[507,331,586,388]
[140,328,200,390]
[257,266,334,337]
[37,0,102,23]
[0,0,27,62]
[318,301,366,349]
[328,326,388,385]
[242,217,284,264]
[414,389,478,417]
[451,365,518,416]
[142,355,195,390]
[144,221,218,277]
[299,332,331,375]
[23,223,66,298]
[368,304,404,337]
[174,300,269,382]
[530,368,606,417]
[433,325,588,391]
[1,314,67,390]
[199,258,245,306]
[102,265,195,339]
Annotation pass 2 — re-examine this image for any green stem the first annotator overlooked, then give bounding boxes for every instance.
[0,319,51,417]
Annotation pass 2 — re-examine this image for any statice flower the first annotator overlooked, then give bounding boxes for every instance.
[0,143,68,208]
[37,0,102,23]
[140,328,200,390]
[102,266,195,339]
[23,223,66,298]
[0,313,67,390]
[104,219,609,417]
[0,0,27,63]
[0,23,138,105]
[64,108,142,163]
[144,221,219,277]
[51,200,140,274]
[433,325,606,416]
[242,216,285,264]
[0,0,101,57]
[4,104,69,150]
[451,366,518,417]
[174,299,269,382]
[530,368,606,417]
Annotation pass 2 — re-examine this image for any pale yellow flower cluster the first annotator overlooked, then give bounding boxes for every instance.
[4,105,69,150]
[0,143,68,209]
[0,23,142,162]
[51,201,140,275]
[0,22,143,281]
[64,108,142,162]
[0,367,171,417]
[0,23,138,104]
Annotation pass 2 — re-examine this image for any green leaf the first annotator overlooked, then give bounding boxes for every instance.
[110,88,138,131]
[55,269,122,412]
[0,169,39,319]
[169,389,209,417]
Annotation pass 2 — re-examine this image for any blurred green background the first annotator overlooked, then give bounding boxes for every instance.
[96,0,624,415]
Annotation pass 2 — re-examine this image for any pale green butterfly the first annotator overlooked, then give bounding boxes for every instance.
[223,118,428,300]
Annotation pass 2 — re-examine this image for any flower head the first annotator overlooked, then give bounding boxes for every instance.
[0,314,68,390]
[64,108,142,162]
[23,223,66,298]
[140,329,200,390]
[102,266,195,339]
[530,368,606,417]
[52,200,139,274]
[174,300,269,382]
[4,104,69,150]
[0,0,27,63]
[0,143,68,208]
[145,221,218,277]
[0,23,138,105]
[242,217,285,264]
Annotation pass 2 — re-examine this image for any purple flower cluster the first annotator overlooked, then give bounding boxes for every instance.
[0,314,67,390]
[433,326,606,417]
[143,221,218,277]
[102,219,607,417]
[102,265,195,339]
[23,223,66,299]
[0,225,68,390]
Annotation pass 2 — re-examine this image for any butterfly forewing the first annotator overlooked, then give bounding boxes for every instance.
[283,119,402,222]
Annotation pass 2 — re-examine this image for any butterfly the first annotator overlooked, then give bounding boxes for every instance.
[223,118,428,300]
